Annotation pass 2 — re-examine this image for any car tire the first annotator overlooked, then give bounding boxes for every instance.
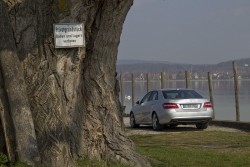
[152,113,162,131]
[170,124,178,129]
[196,122,208,129]
[130,112,139,128]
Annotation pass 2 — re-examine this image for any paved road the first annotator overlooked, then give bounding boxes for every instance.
[123,117,243,136]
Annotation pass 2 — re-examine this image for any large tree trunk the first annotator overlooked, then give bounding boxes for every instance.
[1,0,150,167]
[0,1,41,166]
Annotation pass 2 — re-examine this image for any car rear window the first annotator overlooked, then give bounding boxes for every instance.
[162,90,203,99]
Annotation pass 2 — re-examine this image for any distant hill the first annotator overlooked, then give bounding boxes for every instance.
[117,59,171,65]
[116,58,250,73]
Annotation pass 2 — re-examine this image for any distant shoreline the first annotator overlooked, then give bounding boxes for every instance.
[122,79,250,82]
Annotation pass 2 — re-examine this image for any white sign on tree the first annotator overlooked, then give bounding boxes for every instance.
[54,23,85,48]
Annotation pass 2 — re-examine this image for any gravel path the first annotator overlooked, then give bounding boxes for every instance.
[123,117,243,136]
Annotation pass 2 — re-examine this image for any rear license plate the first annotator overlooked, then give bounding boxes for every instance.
[182,104,200,109]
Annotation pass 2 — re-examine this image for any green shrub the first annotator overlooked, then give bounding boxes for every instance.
[0,153,130,167]
[77,157,130,167]
[0,152,8,166]
[12,161,30,167]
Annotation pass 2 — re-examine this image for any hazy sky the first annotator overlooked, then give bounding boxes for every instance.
[118,0,250,64]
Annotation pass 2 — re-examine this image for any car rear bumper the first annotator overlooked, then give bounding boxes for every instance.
[158,109,213,125]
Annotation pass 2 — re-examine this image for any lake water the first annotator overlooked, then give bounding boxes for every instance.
[121,80,250,122]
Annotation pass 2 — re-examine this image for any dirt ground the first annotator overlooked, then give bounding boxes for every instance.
[123,117,243,136]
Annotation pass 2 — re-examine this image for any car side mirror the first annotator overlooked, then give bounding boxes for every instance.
[136,100,140,104]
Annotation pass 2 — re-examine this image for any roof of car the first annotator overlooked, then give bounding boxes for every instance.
[152,88,194,91]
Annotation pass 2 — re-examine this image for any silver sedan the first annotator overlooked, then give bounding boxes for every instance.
[130,89,213,131]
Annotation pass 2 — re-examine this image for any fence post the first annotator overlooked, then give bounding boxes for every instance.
[146,73,150,93]
[161,72,167,89]
[132,73,135,107]
[120,73,124,106]
[165,71,168,88]
[208,72,215,119]
[185,71,190,88]
[233,61,240,121]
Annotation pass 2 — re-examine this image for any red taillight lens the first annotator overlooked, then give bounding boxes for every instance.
[163,103,179,109]
[204,102,212,108]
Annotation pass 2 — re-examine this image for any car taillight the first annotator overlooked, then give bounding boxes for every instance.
[163,103,179,109]
[204,102,212,108]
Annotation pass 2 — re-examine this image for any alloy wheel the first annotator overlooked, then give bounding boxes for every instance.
[152,113,162,130]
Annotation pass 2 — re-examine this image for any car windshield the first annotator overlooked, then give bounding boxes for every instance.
[162,90,203,99]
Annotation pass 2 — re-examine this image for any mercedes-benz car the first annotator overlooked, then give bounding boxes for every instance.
[130,89,213,131]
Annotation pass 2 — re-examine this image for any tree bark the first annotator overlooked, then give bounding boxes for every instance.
[0,1,41,166]
[2,0,150,167]
[0,68,16,164]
